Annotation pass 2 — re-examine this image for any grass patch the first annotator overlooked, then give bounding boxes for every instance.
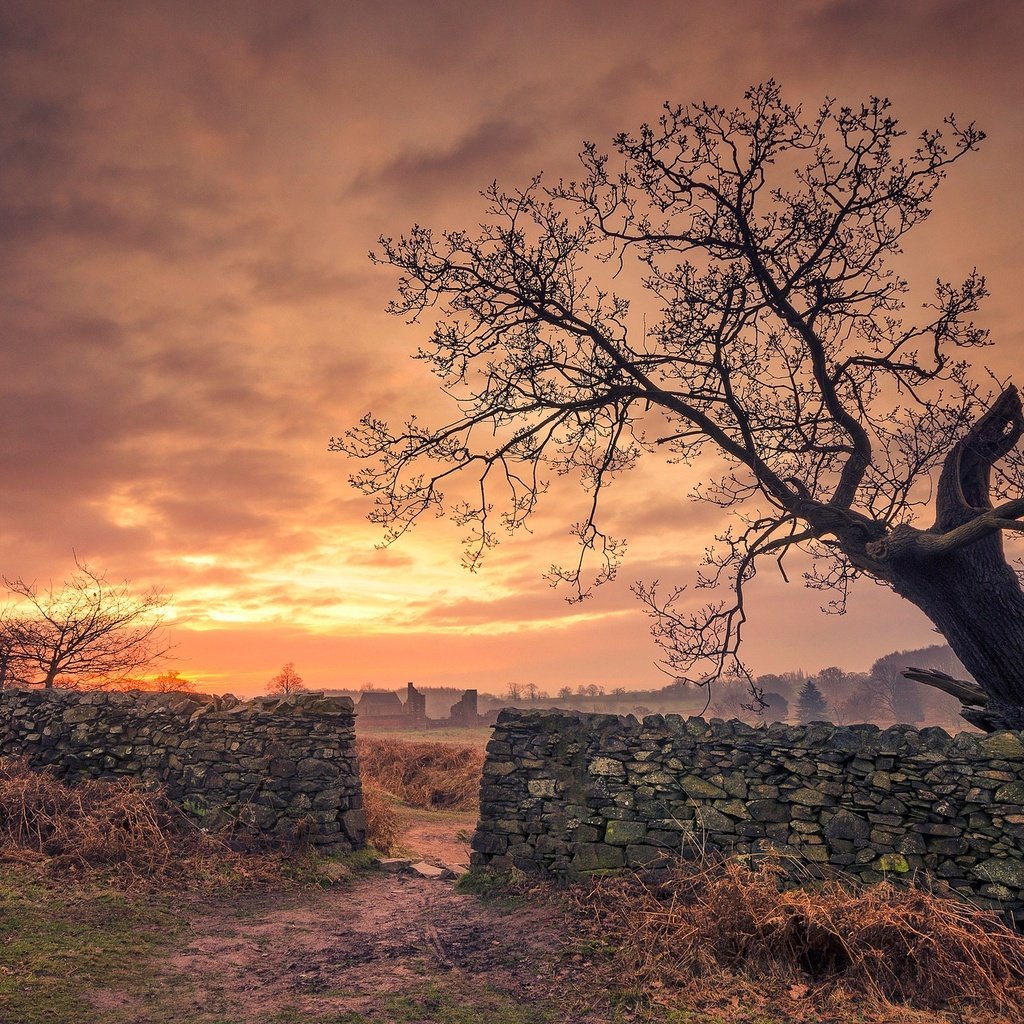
[251,987,554,1024]
[279,844,386,886]
[454,868,512,896]
[0,867,182,1024]
[382,983,554,1023]
[357,725,492,747]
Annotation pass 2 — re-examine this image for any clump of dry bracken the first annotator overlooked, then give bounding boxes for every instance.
[572,856,1024,1023]
[356,737,483,811]
[0,757,283,891]
[359,782,401,853]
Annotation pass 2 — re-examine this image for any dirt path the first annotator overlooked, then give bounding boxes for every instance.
[92,809,610,1024]
[397,805,474,868]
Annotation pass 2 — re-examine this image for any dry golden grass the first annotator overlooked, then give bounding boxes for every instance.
[360,782,401,853]
[0,757,282,891]
[572,856,1024,1022]
[356,737,483,811]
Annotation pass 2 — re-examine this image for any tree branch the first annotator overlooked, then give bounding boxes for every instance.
[901,667,988,707]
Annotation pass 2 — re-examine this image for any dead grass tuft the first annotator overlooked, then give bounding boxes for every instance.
[356,737,483,811]
[0,757,282,891]
[361,783,401,853]
[573,856,1024,1020]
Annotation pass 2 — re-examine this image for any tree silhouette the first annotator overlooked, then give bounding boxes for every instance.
[4,561,168,688]
[868,650,925,724]
[337,82,1024,728]
[267,662,306,696]
[761,691,789,722]
[797,680,829,723]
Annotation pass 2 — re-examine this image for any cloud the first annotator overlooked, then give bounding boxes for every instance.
[343,548,415,569]
[350,119,537,205]
[241,257,366,304]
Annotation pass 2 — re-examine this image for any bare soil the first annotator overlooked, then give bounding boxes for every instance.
[87,809,610,1024]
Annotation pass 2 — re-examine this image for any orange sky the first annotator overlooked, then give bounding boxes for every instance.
[2,1,1023,696]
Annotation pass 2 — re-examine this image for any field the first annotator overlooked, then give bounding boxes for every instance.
[2,744,1023,1024]
[355,723,493,747]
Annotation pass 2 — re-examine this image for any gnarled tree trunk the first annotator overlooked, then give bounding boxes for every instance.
[890,546,1024,728]
[858,387,1024,730]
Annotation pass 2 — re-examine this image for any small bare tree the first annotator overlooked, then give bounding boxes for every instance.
[266,662,306,696]
[4,561,168,689]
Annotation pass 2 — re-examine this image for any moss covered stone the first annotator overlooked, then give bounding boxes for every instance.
[604,820,647,846]
[976,857,1024,888]
[980,734,1024,760]
[877,853,911,873]
[680,774,727,799]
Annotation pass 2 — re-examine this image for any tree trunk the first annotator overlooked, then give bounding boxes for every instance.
[886,539,1024,729]
[870,384,1024,731]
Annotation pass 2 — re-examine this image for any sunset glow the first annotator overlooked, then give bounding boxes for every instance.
[3,1,1023,695]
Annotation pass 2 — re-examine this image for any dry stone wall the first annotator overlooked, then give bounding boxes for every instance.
[0,687,365,850]
[473,709,1024,918]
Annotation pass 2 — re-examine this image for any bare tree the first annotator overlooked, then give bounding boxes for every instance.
[267,662,306,696]
[336,83,1024,728]
[4,561,168,689]
[837,684,882,726]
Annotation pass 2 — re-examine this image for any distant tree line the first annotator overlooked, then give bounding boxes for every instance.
[477,643,969,731]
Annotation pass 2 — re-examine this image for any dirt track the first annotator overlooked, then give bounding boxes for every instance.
[90,809,611,1024]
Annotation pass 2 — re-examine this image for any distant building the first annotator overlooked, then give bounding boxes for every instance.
[357,690,404,717]
[448,689,479,726]
[354,682,491,731]
[355,682,428,730]
[405,681,427,723]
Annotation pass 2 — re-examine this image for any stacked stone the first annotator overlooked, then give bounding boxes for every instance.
[0,688,365,850]
[473,709,1024,918]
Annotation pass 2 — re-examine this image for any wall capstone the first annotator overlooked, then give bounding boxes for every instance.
[472,709,1024,919]
[0,687,365,850]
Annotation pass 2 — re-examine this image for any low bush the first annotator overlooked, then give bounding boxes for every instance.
[356,737,483,811]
